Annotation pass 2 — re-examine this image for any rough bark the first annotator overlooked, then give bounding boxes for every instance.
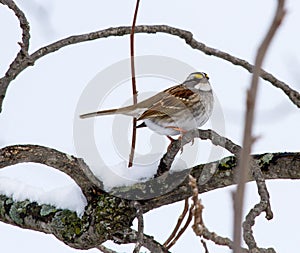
[0,146,299,249]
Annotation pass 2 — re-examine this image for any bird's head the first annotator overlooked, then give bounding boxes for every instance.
[183,72,211,91]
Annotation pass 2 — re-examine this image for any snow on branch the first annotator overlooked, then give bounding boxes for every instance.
[0,145,104,201]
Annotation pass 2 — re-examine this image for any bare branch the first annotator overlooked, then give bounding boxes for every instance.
[0,0,30,50]
[202,227,248,253]
[0,23,299,112]
[0,0,31,112]
[242,160,274,250]
[201,239,210,253]
[128,0,141,168]
[233,1,286,252]
[165,206,193,249]
[156,129,241,176]
[189,175,204,236]
[189,175,248,252]
[0,144,104,200]
[163,198,189,247]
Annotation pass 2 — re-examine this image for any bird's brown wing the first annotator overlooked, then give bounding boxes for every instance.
[138,85,196,120]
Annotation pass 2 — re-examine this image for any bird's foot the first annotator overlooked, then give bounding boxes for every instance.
[166,126,187,154]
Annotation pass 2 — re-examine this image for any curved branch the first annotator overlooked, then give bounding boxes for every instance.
[0,0,30,50]
[0,23,299,112]
[156,129,241,176]
[0,145,104,200]
[0,0,31,112]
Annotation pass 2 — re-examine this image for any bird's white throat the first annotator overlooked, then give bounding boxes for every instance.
[195,82,211,91]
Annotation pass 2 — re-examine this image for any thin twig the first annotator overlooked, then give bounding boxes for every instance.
[188,175,249,252]
[166,205,193,249]
[128,0,140,168]
[163,198,189,247]
[132,201,144,253]
[201,227,248,253]
[189,175,204,236]
[114,229,170,253]
[201,239,209,253]
[233,1,286,252]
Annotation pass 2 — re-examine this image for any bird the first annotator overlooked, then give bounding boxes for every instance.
[80,72,214,137]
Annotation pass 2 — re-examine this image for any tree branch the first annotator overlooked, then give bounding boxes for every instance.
[156,129,241,177]
[131,201,144,253]
[0,23,299,112]
[0,193,136,250]
[0,147,299,251]
[234,1,286,251]
[0,145,298,214]
[0,0,30,50]
[163,198,189,247]
[128,0,141,168]
[0,0,31,112]
[0,145,104,200]
[139,152,300,212]
[189,174,249,252]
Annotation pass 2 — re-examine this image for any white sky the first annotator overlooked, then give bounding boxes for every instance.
[0,0,300,252]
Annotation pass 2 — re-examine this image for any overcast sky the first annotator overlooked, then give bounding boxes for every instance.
[0,0,300,252]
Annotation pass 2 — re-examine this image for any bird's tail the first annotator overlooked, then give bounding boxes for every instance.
[80,108,119,119]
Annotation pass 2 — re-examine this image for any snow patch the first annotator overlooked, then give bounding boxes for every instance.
[0,177,87,217]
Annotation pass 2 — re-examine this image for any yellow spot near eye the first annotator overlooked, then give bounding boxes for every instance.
[194,73,203,79]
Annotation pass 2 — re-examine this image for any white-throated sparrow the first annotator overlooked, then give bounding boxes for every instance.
[80,72,214,136]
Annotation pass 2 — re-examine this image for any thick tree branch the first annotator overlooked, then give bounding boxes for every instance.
[1,145,298,214]
[0,193,136,250]
[0,147,299,251]
[139,152,300,212]
[0,145,104,200]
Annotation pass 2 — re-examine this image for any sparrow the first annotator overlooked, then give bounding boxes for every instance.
[80,72,214,136]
